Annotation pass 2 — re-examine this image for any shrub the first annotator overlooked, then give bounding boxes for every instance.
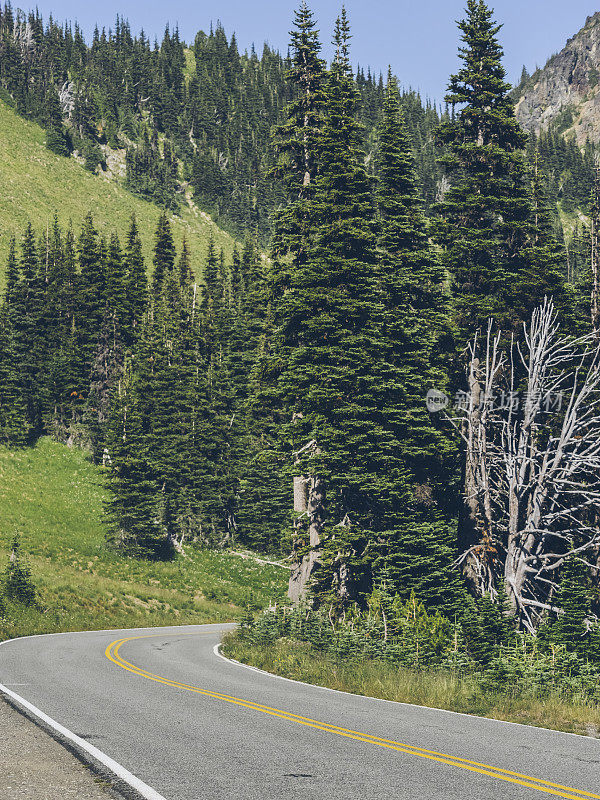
[4,535,37,606]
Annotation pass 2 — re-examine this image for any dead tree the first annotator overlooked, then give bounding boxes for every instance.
[457,323,505,595]
[452,300,600,632]
[288,431,325,603]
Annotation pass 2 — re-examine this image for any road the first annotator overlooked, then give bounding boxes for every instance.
[0,624,599,800]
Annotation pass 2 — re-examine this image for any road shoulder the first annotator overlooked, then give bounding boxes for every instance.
[0,697,117,799]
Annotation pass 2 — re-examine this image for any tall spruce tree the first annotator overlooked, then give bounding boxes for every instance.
[271,1,325,266]
[87,232,127,459]
[556,558,590,655]
[278,9,394,607]
[0,307,28,445]
[436,0,567,337]
[0,239,29,444]
[437,0,573,598]
[105,364,164,558]
[14,223,45,435]
[124,215,148,346]
[373,73,461,611]
[152,212,176,297]
[78,213,106,377]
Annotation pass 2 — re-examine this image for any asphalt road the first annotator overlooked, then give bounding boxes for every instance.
[1,623,599,800]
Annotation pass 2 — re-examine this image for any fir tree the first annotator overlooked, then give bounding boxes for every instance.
[105,365,165,558]
[371,72,460,612]
[277,9,389,606]
[152,212,176,297]
[436,0,563,337]
[78,212,106,375]
[124,215,148,346]
[556,558,589,655]
[0,307,28,445]
[4,534,37,606]
[271,1,326,265]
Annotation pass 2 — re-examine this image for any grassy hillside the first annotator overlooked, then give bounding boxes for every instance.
[0,438,288,641]
[0,99,235,289]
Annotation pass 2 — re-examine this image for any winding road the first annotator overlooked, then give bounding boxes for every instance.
[0,624,599,800]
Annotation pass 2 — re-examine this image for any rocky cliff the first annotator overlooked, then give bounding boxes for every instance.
[515,12,600,144]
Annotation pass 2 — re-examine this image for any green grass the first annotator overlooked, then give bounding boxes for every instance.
[223,635,600,738]
[558,201,590,242]
[0,438,288,641]
[0,99,235,289]
[184,48,196,81]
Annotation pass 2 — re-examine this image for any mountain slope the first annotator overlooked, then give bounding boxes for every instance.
[515,13,600,144]
[0,98,236,287]
[0,437,287,641]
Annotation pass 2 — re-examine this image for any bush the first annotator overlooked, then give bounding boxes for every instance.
[82,139,105,173]
[4,535,37,606]
[45,127,71,157]
[239,593,600,706]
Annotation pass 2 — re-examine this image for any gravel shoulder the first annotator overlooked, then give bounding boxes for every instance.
[0,698,116,799]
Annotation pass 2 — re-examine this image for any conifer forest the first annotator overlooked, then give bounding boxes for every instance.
[3,0,600,696]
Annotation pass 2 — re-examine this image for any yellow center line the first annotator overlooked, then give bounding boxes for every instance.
[105,633,600,800]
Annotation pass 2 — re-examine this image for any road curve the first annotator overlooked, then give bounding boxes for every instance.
[1,624,599,800]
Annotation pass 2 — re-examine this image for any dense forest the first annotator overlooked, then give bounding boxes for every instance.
[2,1,589,239]
[2,0,600,673]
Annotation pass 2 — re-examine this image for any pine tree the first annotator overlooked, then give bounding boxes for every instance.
[0,306,28,445]
[124,215,148,346]
[371,72,460,612]
[87,232,127,459]
[375,71,453,490]
[78,212,106,376]
[12,223,45,436]
[105,365,165,558]
[436,0,563,337]
[4,534,37,606]
[271,1,326,264]
[151,212,176,297]
[556,558,589,655]
[515,151,574,328]
[0,238,29,444]
[277,10,389,606]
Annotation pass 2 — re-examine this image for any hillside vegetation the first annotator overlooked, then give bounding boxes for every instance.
[0,98,235,288]
[0,438,288,641]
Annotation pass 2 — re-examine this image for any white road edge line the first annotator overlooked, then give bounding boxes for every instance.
[0,623,235,800]
[0,680,168,800]
[0,623,233,800]
[213,642,595,740]
[0,628,212,800]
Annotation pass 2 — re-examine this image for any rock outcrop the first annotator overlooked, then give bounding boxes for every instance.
[515,13,600,144]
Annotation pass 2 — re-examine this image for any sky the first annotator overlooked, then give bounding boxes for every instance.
[26,1,600,103]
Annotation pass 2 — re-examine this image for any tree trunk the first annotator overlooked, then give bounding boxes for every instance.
[288,475,325,603]
[458,355,486,592]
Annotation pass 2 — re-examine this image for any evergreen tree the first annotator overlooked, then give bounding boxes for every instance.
[436,0,565,337]
[271,1,325,264]
[277,10,391,606]
[152,212,176,297]
[105,365,165,558]
[12,223,45,436]
[4,534,37,606]
[371,72,460,612]
[556,558,589,655]
[0,307,28,445]
[87,232,127,459]
[78,212,106,375]
[124,214,148,346]
[515,151,574,328]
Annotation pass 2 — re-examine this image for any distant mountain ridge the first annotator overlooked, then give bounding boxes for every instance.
[515,12,600,144]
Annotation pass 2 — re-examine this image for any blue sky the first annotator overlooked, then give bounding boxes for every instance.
[29,1,600,103]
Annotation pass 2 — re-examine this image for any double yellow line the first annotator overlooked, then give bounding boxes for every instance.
[105,633,600,800]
